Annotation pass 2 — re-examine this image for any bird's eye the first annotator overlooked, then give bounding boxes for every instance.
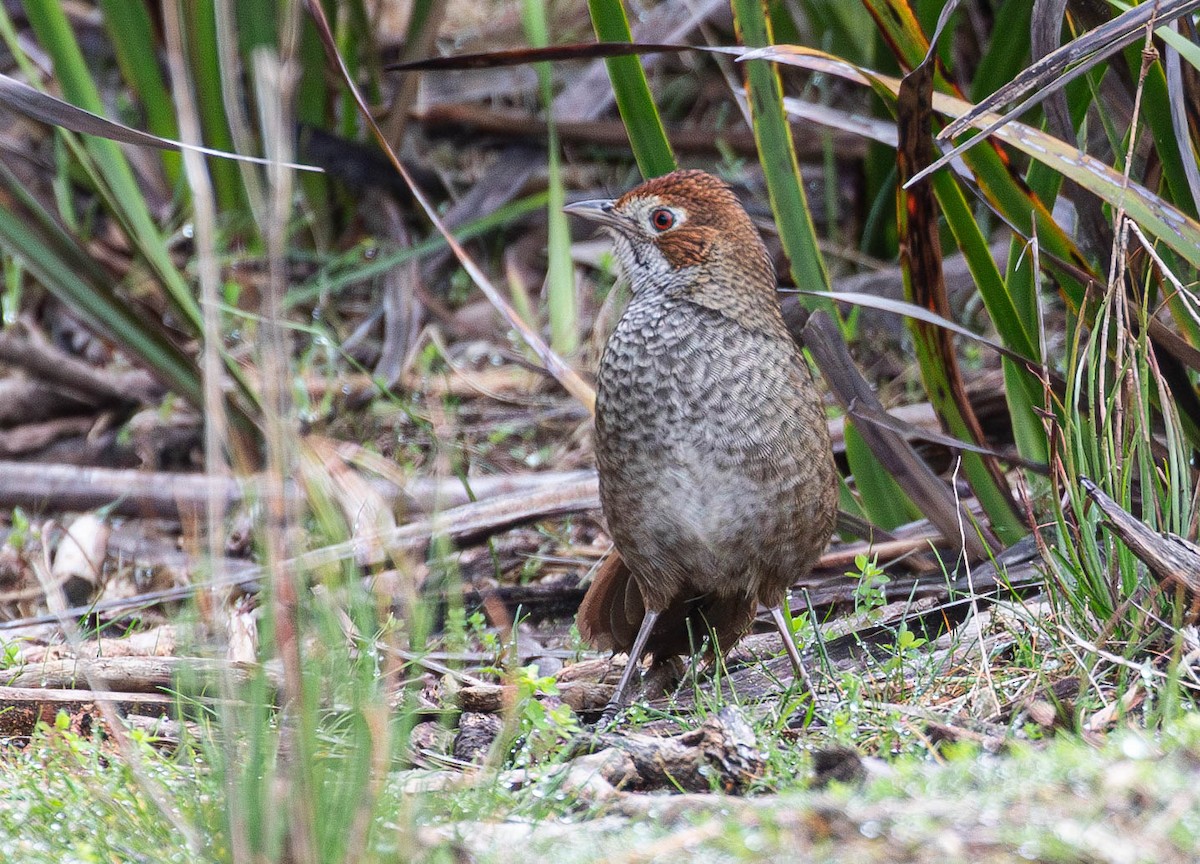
[650,208,675,232]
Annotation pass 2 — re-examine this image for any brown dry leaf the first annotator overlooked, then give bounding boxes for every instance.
[1084,684,1146,734]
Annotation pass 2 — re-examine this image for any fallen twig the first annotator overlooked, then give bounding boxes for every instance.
[6,655,276,693]
[0,474,601,630]
[1082,476,1200,595]
[0,460,595,519]
[0,684,173,738]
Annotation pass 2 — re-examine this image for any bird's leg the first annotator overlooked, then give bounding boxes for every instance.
[768,604,816,695]
[599,609,660,725]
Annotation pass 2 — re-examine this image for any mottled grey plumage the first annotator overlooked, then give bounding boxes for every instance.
[566,170,837,717]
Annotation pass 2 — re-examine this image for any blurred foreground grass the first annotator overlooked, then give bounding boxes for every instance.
[3,711,1199,863]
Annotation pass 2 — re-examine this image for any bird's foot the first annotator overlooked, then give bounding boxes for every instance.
[594,699,625,729]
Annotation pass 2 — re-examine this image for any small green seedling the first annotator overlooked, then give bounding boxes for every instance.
[848,553,889,618]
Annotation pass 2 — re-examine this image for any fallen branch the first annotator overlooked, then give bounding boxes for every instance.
[0,474,601,630]
[0,685,173,738]
[1082,477,1200,595]
[571,706,766,794]
[6,655,276,693]
[0,326,162,408]
[0,460,595,519]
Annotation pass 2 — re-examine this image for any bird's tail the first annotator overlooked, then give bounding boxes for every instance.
[577,550,754,662]
[576,550,642,653]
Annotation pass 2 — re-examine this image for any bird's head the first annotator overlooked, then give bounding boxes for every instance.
[565,170,776,299]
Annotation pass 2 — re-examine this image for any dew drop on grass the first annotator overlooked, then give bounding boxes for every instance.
[742,829,765,852]
[1120,736,1152,760]
[859,820,882,839]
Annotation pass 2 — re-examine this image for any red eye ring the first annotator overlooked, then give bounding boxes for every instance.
[650,208,675,231]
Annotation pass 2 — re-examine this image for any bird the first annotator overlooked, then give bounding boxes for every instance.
[565,169,838,720]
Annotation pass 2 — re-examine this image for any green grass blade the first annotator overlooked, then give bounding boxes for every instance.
[584,0,676,178]
[934,175,1036,358]
[97,0,181,185]
[0,199,202,406]
[296,17,333,246]
[799,0,877,66]
[0,160,108,286]
[183,0,246,215]
[522,0,577,355]
[933,170,1047,464]
[21,0,204,335]
[844,421,921,529]
[895,61,1023,545]
[544,142,578,354]
[970,0,1032,102]
[861,0,928,72]
[234,0,279,53]
[15,0,261,433]
[731,0,829,293]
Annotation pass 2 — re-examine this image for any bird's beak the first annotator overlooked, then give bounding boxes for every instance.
[563,198,624,230]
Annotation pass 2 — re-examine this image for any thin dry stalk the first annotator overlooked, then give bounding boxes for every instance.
[163,0,254,852]
[952,457,999,715]
[254,27,318,864]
